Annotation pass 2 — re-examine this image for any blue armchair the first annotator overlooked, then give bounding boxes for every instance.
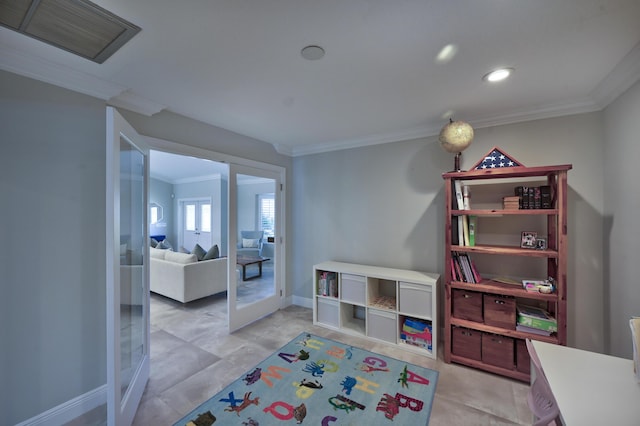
[237,230,264,257]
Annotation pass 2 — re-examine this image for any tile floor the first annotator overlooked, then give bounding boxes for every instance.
[69,292,534,425]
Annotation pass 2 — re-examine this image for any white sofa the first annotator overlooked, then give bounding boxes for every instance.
[150,247,227,303]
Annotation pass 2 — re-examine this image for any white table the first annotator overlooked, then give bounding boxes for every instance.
[532,340,640,425]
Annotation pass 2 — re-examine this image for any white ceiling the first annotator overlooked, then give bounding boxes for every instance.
[2,0,640,157]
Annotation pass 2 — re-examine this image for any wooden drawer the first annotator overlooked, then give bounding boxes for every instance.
[453,289,483,323]
[481,333,514,369]
[451,326,481,361]
[515,339,531,375]
[483,294,516,329]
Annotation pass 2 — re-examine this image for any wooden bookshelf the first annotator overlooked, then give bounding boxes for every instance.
[443,164,571,382]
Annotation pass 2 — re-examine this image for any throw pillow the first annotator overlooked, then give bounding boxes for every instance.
[192,243,207,261]
[203,244,220,260]
[178,246,191,254]
[242,238,260,248]
[150,238,158,248]
[156,239,172,250]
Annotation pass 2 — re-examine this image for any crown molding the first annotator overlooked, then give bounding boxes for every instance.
[590,41,640,108]
[287,96,605,157]
[0,43,125,99]
[0,43,166,117]
[107,90,166,116]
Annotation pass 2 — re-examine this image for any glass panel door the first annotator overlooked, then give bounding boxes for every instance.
[228,164,282,331]
[106,107,150,425]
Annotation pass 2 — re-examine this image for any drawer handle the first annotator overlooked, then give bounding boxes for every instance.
[463,294,472,299]
[494,300,505,305]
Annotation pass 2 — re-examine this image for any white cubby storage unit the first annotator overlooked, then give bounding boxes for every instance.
[313,261,440,359]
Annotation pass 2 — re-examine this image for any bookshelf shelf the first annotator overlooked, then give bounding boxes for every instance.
[443,164,571,382]
[313,261,439,359]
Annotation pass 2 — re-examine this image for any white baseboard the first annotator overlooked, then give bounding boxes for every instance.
[16,385,106,426]
[292,295,313,309]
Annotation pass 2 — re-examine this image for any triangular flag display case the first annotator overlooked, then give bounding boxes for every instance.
[470,146,524,170]
[442,163,572,382]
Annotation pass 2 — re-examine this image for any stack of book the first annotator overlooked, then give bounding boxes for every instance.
[514,185,552,209]
[318,271,337,297]
[503,196,520,210]
[516,304,557,336]
[451,252,482,283]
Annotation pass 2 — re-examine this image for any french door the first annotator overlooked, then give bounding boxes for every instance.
[228,164,283,331]
[106,107,150,425]
[181,199,212,250]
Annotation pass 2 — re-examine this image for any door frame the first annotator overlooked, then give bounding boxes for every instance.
[145,136,287,307]
[228,163,283,331]
[106,107,150,425]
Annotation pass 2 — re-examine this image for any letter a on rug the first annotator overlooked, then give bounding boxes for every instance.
[174,332,439,425]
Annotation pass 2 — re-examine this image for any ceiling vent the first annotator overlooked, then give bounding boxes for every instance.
[0,0,141,64]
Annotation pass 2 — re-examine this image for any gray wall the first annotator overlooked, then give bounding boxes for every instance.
[603,79,640,357]
[292,111,607,353]
[0,70,107,424]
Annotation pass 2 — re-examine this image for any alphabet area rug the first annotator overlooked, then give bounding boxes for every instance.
[174,332,439,425]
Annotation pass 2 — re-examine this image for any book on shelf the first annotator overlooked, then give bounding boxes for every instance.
[540,185,552,209]
[517,304,557,332]
[516,324,552,336]
[514,185,553,209]
[491,276,522,286]
[468,215,476,246]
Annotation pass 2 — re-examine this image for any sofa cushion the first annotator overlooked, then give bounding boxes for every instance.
[242,238,260,248]
[165,250,198,264]
[150,247,167,259]
[203,244,220,260]
[192,244,206,261]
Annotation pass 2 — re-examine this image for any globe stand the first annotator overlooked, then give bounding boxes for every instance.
[454,152,462,172]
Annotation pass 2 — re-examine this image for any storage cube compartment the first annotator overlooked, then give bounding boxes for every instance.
[483,294,516,329]
[515,339,531,374]
[340,273,366,305]
[316,298,339,328]
[400,316,433,351]
[451,326,481,361]
[452,289,483,322]
[367,309,397,343]
[340,302,365,335]
[316,270,338,298]
[367,278,397,310]
[481,332,515,369]
[399,282,432,319]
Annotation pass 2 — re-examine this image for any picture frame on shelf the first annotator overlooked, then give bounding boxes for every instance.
[520,231,537,249]
[536,238,547,250]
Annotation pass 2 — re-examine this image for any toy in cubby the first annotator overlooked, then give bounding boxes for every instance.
[400,317,432,351]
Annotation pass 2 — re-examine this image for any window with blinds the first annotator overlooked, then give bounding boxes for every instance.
[258,193,275,237]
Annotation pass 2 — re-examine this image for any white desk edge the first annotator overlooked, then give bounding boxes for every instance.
[531,340,640,425]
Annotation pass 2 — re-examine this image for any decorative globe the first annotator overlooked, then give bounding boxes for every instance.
[439,120,474,154]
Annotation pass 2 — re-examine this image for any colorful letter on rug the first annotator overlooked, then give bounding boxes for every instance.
[175,332,439,425]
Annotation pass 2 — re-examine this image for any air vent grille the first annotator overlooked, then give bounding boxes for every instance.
[0,0,140,63]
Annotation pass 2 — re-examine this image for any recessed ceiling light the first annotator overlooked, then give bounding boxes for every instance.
[483,67,514,82]
[301,45,325,60]
[435,44,458,64]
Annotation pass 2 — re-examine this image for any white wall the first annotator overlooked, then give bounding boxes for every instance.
[0,70,106,425]
[292,111,606,353]
[603,79,640,358]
